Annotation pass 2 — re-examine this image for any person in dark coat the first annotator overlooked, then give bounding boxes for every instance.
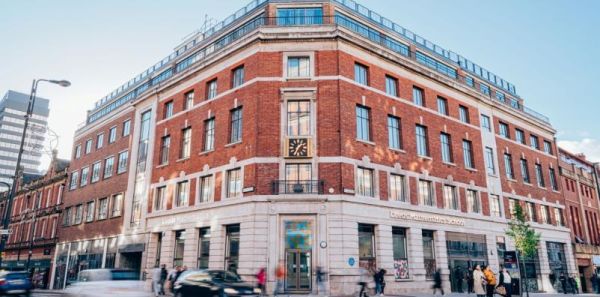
[467,267,474,294]
[159,264,168,295]
[433,268,444,295]
[568,275,578,294]
[559,273,567,294]
[592,273,600,294]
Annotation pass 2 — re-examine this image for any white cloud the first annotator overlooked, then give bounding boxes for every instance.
[557,138,600,163]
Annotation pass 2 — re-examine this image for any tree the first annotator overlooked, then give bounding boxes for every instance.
[505,203,541,297]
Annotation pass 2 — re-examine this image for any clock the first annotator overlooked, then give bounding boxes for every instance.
[287,138,309,158]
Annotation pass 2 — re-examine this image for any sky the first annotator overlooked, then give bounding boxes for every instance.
[1,0,599,171]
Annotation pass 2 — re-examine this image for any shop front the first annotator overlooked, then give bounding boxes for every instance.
[446,232,488,293]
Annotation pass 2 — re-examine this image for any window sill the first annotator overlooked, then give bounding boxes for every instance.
[199,150,214,156]
[487,173,498,178]
[176,157,190,163]
[537,186,547,190]
[523,182,533,187]
[117,170,127,175]
[389,148,406,154]
[225,141,242,148]
[286,76,312,81]
[465,167,478,173]
[442,162,456,167]
[418,155,432,161]
[104,175,112,180]
[156,163,169,169]
[506,178,518,182]
[356,139,375,146]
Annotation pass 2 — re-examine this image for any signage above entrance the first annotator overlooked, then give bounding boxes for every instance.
[390,210,465,226]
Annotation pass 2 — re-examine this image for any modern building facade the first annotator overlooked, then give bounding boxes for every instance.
[0,90,49,188]
[54,0,577,295]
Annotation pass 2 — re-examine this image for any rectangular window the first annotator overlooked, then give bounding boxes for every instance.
[481,115,491,132]
[443,185,459,210]
[387,116,402,149]
[416,125,429,157]
[467,190,480,213]
[104,156,114,178]
[520,159,530,183]
[230,107,243,143]
[419,180,434,206]
[174,230,185,267]
[154,233,162,268]
[108,127,117,143]
[526,202,537,222]
[554,208,564,226]
[440,133,453,163]
[91,162,101,183]
[285,163,312,184]
[175,181,189,207]
[164,101,174,119]
[198,228,211,269]
[530,135,539,149]
[392,227,409,279]
[496,91,505,102]
[232,66,245,88]
[117,151,128,174]
[485,147,495,175]
[356,105,371,141]
[184,91,194,110]
[422,230,436,280]
[287,56,310,78]
[480,83,490,95]
[515,129,525,144]
[541,205,550,224]
[277,7,323,25]
[180,127,191,159]
[356,167,374,197]
[225,225,240,272]
[199,175,213,203]
[80,167,89,187]
[385,75,398,97]
[354,63,368,85]
[463,140,474,169]
[85,139,92,154]
[96,133,104,149]
[549,168,558,191]
[504,154,515,179]
[437,97,448,116]
[69,171,79,190]
[111,194,123,217]
[206,79,218,99]
[75,145,81,159]
[287,101,310,136]
[85,201,95,222]
[465,76,474,87]
[544,140,553,155]
[226,168,242,198]
[160,135,170,165]
[389,174,406,202]
[508,199,517,217]
[74,204,83,224]
[358,224,376,268]
[490,195,501,217]
[413,86,424,106]
[155,186,166,211]
[63,207,71,226]
[535,163,545,187]
[459,105,470,123]
[122,120,131,137]
[97,198,108,220]
[499,122,509,138]
[203,118,215,152]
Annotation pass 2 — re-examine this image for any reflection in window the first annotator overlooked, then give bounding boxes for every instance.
[288,101,310,136]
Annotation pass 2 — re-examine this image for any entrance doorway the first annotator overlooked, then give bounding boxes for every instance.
[286,249,311,291]
[446,232,488,293]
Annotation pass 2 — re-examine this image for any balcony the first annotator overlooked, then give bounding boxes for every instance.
[272,180,324,195]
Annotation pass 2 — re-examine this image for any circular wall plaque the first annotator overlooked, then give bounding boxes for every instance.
[320,241,327,248]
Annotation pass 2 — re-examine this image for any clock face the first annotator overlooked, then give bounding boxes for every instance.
[288,138,309,157]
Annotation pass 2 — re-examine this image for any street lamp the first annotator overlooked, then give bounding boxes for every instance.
[0,78,70,270]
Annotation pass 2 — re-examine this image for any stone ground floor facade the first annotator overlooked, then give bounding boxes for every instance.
[142,196,575,296]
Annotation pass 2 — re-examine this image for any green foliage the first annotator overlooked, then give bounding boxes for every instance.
[505,203,541,258]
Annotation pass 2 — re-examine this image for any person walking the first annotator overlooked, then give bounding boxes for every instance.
[160,264,168,296]
[316,266,327,296]
[432,268,444,296]
[152,267,162,297]
[483,265,497,297]
[167,266,181,294]
[373,269,385,296]
[591,273,598,293]
[358,267,370,297]
[274,262,285,296]
[467,267,474,294]
[473,265,486,297]
[499,267,512,297]
[568,274,578,294]
[255,268,266,296]
[559,272,567,294]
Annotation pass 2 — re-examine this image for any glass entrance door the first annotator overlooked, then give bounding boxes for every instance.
[285,249,311,291]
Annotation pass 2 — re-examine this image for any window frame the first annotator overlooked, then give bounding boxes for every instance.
[354,63,369,86]
[385,75,398,97]
[229,106,243,144]
[416,125,429,157]
[356,105,371,142]
[387,115,402,150]
[206,79,218,100]
[356,167,375,197]
[437,97,448,116]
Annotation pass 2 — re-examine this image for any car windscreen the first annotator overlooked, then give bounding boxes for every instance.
[110,270,139,281]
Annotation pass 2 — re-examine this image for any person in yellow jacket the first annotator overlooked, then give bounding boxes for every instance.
[483,265,497,297]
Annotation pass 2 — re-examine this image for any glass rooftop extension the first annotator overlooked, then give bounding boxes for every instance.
[85,0,550,126]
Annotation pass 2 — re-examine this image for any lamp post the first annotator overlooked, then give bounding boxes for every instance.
[0,79,70,270]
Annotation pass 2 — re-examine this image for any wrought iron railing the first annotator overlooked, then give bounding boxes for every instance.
[272,180,324,195]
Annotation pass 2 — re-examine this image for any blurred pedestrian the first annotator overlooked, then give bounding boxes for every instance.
[274,261,285,296]
[374,268,386,296]
[473,265,486,297]
[316,266,327,296]
[568,274,578,294]
[559,272,567,294]
[483,265,496,297]
[160,264,167,295]
[152,266,162,297]
[498,267,512,297]
[255,267,266,296]
[168,266,181,293]
[433,268,444,296]
[358,266,370,297]
[467,267,474,293]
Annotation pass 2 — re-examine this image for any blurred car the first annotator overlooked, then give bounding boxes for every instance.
[63,268,147,297]
[0,271,32,296]
[173,270,260,297]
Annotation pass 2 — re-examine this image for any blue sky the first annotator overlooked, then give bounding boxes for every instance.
[1,0,599,168]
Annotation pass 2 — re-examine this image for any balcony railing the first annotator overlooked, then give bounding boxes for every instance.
[272,180,324,195]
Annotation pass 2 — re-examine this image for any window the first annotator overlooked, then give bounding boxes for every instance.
[440,133,453,163]
[199,175,213,203]
[392,227,409,279]
[459,106,470,123]
[485,147,495,175]
[155,186,166,211]
[226,168,242,198]
[499,122,509,138]
[203,118,215,152]
[287,101,310,136]
[232,66,244,88]
[413,87,424,106]
[63,207,71,226]
[541,205,550,224]
[111,194,123,217]
[117,151,128,174]
[496,91,505,102]
[554,208,564,226]
[85,139,92,154]
[159,135,170,165]
[356,105,371,141]
[358,224,376,268]
[385,75,398,97]
[422,230,436,280]
[224,225,240,272]
[96,133,104,149]
[526,202,537,222]
[287,56,310,78]
[490,195,501,217]
[387,116,402,149]
[74,204,83,224]
[154,233,162,268]
[465,76,474,87]
[530,135,539,149]
[549,168,558,191]
[437,97,448,116]
[354,63,368,85]
[174,230,185,267]
[91,162,101,183]
[175,181,189,207]
[462,140,474,169]
[481,115,491,132]
[85,201,95,222]
[164,101,174,119]
[443,185,459,210]
[277,7,323,25]
[104,156,114,178]
[284,163,312,187]
[97,198,108,220]
[184,91,194,110]
[504,154,515,179]
[480,83,490,95]
[466,190,480,213]
[520,159,530,183]
[515,129,525,144]
[74,145,81,159]
[544,140,553,155]
[206,79,218,99]
[69,171,79,190]
[122,120,131,137]
[108,127,117,143]
[198,228,211,269]
[508,199,517,217]
[356,167,374,197]
[389,174,406,202]
[535,163,545,187]
[416,125,429,157]
[180,127,191,159]
[80,167,89,187]
[419,180,434,206]
[230,107,243,143]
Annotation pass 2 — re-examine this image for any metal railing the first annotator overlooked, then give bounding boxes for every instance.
[272,180,324,195]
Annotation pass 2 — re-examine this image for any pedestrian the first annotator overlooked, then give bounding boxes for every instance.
[255,267,266,296]
[499,267,512,297]
[152,266,162,297]
[468,267,474,293]
[274,261,285,296]
[483,265,496,297]
[373,268,385,296]
[432,268,444,296]
[473,265,486,297]
[168,266,181,293]
[316,266,327,296]
[160,264,168,295]
[455,266,463,293]
[568,274,578,294]
[358,266,370,297]
[559,272,567,294]
[379,269,386,296]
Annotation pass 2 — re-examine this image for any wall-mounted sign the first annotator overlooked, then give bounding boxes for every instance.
[320,241,327,249]
[348,257,355,267]
[242,186,254,193]
[390,210,465,226]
